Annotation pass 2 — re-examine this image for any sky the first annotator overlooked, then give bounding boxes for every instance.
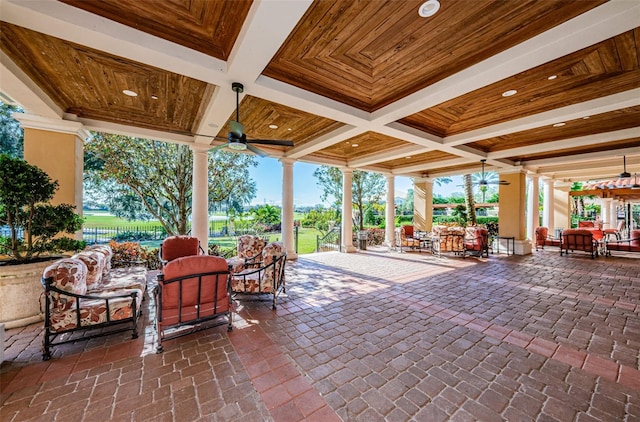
[248,156,464,207]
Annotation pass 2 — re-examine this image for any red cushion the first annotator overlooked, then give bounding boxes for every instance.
[402,225,414,237]
[161,256,229,317]
[631,230,640,247]
[161,236,200,262]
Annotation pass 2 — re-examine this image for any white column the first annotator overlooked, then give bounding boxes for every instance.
[341,168,356,253]
[526,175,539,241]
[280,158,298,260]
[610,200,619,231]
[601,198,611,229]
[542,178,554,230]
[385,174,395,248]
[191,144,210,253]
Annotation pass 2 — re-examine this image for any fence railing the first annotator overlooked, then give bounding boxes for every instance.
[81,220,273,244]
[316,226,341,252]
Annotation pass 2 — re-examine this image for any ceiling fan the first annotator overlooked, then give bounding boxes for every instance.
[171,82,293,157]
[474,159,510,187]
[604,156,637,188]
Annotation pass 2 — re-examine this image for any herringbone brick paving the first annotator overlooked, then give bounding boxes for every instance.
[1,247,639,421]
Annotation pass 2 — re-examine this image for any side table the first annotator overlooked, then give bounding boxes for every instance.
[494,236,515,256]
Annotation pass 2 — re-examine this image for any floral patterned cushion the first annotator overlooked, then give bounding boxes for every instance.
[86,245,113,274]
[230,241,285,293]
[226,257,246,274]
[48,293,136,333]
[72,251,105,290]
[236,235,266,260]
[100,266,148,295]
[43,258,88,311]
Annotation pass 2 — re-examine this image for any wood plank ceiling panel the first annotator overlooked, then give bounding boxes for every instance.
[264,0,605,112]
[0,23,212,133]
[216,96,344,151]
[61,0,252,60]
[467,106,640,153]
[380,150,459,168]
[401,28,640,137]
[315,132,411,161]
[507,138,640,163]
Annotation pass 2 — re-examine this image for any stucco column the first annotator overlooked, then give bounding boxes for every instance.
[600,198,611,229]
[341,168,356,253]
[413,178,433,232]
[384,174,395,248]
[15,114,89,240]
[610,200,620,232]
[498,171,531,255]
[553,182,572,230]
[280,158,298,260]
[190,144,210,252]
[542,178,555,230]
[526,175,540,241]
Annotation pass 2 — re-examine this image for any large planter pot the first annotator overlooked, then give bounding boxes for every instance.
[0,259,56,329]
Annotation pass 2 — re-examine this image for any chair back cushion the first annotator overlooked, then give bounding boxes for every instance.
[237,235,266,259]
[631,230,640,247]
[160,255,230,326]
[161,236,200,262]
[535,227,549,245]
[262,241,285,266]
[402,225,414,238]
[86,244,113,273]
[578,221,594,228]
[43,258,88,310]
[72,251,104,290]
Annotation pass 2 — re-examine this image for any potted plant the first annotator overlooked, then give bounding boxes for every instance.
[0,154,85,327]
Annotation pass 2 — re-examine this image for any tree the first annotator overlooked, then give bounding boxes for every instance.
[463,173,476,226]
[313,166,386,231]
[251,204,281,226]
[85,133,258,235]
[0,103,24,158]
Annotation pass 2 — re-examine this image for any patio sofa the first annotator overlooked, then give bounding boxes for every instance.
[41,245,147,360]
[604,229,640,256]
[560,229,599,258]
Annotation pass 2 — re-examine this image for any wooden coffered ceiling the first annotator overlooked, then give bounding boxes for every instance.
[1,0,639,184]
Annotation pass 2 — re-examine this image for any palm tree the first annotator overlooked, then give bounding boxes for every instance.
[463,174,476,226]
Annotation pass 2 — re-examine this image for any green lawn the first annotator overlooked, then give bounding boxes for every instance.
[83,214,322,254]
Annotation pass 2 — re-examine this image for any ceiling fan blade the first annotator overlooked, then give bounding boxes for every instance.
[246,143,267,157]
[247,139,294,146]
[229,121,244,137]
[209,143,228,152]
[498,180,511,185]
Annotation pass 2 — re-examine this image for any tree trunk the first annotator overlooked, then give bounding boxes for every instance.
[463,174,476,226]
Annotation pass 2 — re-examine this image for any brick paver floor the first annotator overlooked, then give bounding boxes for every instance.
[1,247,639,421]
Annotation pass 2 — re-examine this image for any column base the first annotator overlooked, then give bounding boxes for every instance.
[286,252,299,261]
[514,240,533,255]
[342,245,357,253]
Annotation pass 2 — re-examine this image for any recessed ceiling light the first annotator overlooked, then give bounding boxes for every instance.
[547,75,557,80]
[582,116,590,120]
[405,156,412,159]
[418,0,440,17]
[269,124,278,129]
[502,89,517,97]
[151,95,159,100]
[122,89,138,97]
[553,122,566,127]
[351,143,359,147]
[287,128,292,131]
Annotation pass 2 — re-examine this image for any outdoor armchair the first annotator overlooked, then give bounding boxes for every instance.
[154,255,232,353]
[229,241,287,310]
[226,234,267,273]
[605,229,640,256]
[561,229,598,258]
[463,227,489,258]
[535,227,561,251]
[394,225,421,252]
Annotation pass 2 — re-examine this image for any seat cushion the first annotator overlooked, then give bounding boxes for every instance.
[161,236,200,262]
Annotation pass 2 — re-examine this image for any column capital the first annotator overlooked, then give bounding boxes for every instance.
[14,112,91,141]
[189,143,211,153]
[279,157,296,166]
[412,177,434,184]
